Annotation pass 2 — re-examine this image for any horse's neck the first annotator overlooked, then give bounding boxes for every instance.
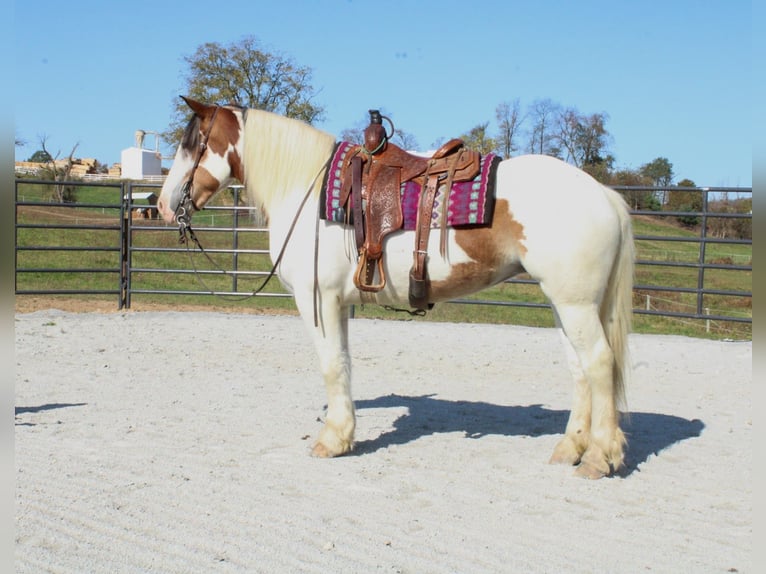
[246,148,326,256]
[265,192,321,271]
[242,110,335,218]
[268,188,316,229]
[251,165,324,252]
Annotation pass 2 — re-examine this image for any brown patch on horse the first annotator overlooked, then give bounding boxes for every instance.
[189,104,244,184]
[192,167,222,207]
[212,108,244,183]
[206,107,241,157]
[429,199,528,301]
[227,147,244,184]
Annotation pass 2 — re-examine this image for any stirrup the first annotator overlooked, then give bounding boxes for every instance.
[353,248,386,292]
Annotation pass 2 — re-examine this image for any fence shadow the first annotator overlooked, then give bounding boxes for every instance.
[353,394,704,476]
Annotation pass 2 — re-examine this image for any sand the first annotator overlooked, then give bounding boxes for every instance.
[15,309,752,573]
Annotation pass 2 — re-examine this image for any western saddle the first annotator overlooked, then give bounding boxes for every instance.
[338,110,481,311]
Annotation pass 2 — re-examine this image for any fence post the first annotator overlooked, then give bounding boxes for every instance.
[696,188,709,317]
[232,186,240,294]
[120,182,129,309]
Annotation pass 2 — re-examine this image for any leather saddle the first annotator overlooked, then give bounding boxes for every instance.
[338,110,480,310]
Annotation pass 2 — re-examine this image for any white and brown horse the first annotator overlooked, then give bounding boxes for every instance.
[157,97,634,478]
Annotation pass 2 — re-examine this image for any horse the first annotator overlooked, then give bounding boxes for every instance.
[157,97,635,479]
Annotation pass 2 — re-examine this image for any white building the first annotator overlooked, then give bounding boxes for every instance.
[120,130,162,180]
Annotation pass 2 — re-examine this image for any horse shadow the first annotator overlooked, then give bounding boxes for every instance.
[353,394,704,476]
[15,403,88,426]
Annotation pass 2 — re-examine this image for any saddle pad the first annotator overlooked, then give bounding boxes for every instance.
[320,142,500,230]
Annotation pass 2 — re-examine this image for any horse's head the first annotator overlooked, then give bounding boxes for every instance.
[157,97,244,224]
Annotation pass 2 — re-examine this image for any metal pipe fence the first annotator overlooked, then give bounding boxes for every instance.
[15,179,128,302]
[15,179,752,332]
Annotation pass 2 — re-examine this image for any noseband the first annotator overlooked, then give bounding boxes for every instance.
[175,104,221,243]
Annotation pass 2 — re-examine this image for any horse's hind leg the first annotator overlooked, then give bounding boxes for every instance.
[549,327,591,466]
[550,303,625,478]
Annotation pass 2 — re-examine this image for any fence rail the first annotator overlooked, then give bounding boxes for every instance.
[15,179,752,334]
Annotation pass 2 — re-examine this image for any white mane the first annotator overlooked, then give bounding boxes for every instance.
[242,110,336,215]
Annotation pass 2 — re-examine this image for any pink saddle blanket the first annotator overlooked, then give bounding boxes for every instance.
[320,141,500,230]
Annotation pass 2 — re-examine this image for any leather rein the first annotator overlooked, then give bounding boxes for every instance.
[173,104,329,323]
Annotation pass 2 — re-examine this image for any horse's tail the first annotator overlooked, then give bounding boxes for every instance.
[600,187,635,410]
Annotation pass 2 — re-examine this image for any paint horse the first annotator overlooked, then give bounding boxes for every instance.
[157,98,635,478]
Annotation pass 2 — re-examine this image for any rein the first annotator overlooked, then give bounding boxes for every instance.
[174,115,332,322]
[177,182,317,304]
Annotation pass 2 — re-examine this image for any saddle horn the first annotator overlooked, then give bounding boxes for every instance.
[364,109,396,154]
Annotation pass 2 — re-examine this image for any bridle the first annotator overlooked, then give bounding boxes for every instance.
[169,103,332,324]
[175,104,221,244]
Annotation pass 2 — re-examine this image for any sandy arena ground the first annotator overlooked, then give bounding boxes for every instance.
[15,309,752,573]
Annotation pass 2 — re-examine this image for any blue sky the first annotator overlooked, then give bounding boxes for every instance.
[14,0,752,187]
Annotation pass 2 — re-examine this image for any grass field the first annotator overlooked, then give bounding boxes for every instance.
[15,181,752,340]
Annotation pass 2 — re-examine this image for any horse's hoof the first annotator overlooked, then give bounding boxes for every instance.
[549,438,582,466]
[574,449,615,479]
[310,436,354,458]
[573,462,610,479]
[311,442,333,458]
[549,451,581,466]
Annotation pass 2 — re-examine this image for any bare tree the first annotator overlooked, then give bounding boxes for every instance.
[526,98,560,156]
[495,99,523,157]
[39,135,79,203]
[556,107,581,165]
[555,108,611,169]
[339,126,363,145]
[392,129,419,151]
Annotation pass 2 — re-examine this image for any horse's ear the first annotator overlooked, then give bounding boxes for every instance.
[180,95,209,116]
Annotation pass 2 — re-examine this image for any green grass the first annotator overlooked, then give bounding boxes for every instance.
[629,215,751,339]
[15,196,752,340]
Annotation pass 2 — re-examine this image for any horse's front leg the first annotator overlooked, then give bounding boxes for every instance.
[296,293,356,458]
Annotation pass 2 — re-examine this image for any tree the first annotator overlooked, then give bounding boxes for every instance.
[708,192,752,240]
[460,122,497,154]
[640,157,674,187]
[38,135,79,203]
[93,159,109,174]
[28,149,53,163]
[666,178,702,227]
[640,157,674,206]
[526,98,560,156]
[165,36,325,147]
[610,168,659,210]
[495,99,523,157]
[393,130,419,151]
[555,108,611,170]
